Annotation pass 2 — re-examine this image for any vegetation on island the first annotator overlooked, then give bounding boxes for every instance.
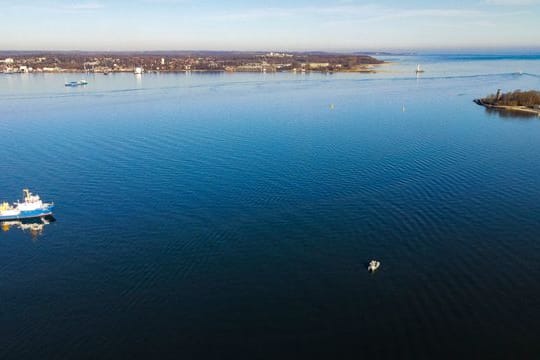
[474,89,540,116]
[480,90,540,108]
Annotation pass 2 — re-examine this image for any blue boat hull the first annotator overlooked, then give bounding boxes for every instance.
[0,206,54,221]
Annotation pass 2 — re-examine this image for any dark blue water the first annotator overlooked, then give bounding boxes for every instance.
[1,57,540,358]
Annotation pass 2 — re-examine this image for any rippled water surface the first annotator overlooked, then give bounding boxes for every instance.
[1,55,540,358]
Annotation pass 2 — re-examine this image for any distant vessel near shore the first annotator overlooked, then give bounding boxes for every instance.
[65,80,88,87]
[416,64,424,73]
[0,189,54,221]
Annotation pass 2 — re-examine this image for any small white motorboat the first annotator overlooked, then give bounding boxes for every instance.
[368,260,380,272]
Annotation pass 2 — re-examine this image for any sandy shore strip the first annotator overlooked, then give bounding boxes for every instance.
[474,99,540,116]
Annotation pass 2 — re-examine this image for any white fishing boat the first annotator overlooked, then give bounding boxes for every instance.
[0,189,54,221]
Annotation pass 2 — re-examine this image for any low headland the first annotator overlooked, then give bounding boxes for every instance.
[0,51,384,74]
[474,89,540,116]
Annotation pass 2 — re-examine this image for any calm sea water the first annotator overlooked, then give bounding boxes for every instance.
[1,54,540,358]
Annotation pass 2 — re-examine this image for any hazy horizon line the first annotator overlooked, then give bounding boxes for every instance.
[1,46,540,55]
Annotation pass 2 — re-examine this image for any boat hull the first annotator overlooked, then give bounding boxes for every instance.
[0,206,54,221]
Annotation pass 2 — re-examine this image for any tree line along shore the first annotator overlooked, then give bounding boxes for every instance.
[474,89,540,116]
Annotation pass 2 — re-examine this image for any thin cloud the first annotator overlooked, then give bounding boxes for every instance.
[485,0,540,4]
[204,4,523,23]
[63,3,104,10]
[6,1,104,12]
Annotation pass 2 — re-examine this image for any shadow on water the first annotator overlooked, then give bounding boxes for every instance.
[1,216,56,240]
[484,107,540,120]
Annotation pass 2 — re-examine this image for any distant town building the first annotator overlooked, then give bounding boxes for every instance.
[266,52,293,58]
[236,63,264,72]
[305,62,330,69]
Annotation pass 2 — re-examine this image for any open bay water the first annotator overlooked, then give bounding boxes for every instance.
[1,54,540,358]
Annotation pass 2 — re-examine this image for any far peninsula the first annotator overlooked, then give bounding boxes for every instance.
[0,51,384,74]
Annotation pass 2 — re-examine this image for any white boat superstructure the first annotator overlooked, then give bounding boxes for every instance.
[16,189,46,211]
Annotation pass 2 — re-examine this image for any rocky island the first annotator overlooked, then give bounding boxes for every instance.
[474,89,540,116]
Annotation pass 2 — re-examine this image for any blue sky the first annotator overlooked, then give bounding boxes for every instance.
[1,0,539,51]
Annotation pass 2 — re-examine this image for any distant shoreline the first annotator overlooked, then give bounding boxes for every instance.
[0,51,384,75]
[1,67,381,75]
